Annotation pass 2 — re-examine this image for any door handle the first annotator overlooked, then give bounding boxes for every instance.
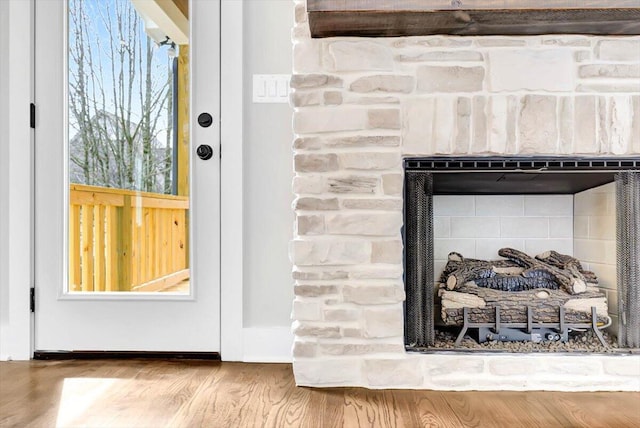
[196,145,214,160]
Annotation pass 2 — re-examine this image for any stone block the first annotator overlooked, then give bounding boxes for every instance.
[368,109,401,129]
[291,91,322,107]
[293,137,322,150]
[290,74,343,89]
[542,36,591,47]
[341,327,364,338]
[475,38,526,47]
[350,75,414,93]
[323,308,360,322]
[349,266,403,280]
[488,96,508,154]
[371,240,403,264]
[327,176,378,194]
[577,83,640,93]
[505,95,519,154]
[292,340,317,358]
[518,95,558,154]
[292,270,348,281]
[598,96,609,153]
[290,240,371,266]
[364,358,424,387]
[433,97,456,154]
[575,51,592,62]
[603,357,640,376]
[292,23,311,41]
[574,96,598,153]
[328,41,393,71]
[343,284,405,305]
[292,321,341,338]
[402,98,435,155]
[610,96,633,155]
[294,197,340,211]
[471,96,488,153]
[294,154,338,173]
[293,40,322,73]
[293,175,326,194]
[297,215,325,235]
[382,174,403,195]
[454,97,471,154]
[320,343,404,356]
[544,358,603,376]
[558,96,574,154]
[393,37,471,48]
[347,96,400,105]
[633,96,640,154]
[293,108,367,134]
[488,50,574,91]
[294,1,307,24]
[597,40,640,61]
[363,306,403,338]
[426,355,485,376]
[579,64,640,79]
[488,357,538,376]
[325,213,402,236]
[292,300,322,321]
[417,66,484,92]
[293,359,363,386]
[324,91,343,105]
[293,284,339,297]
[324,136,401,148]
[395,51,483,62]
[339,152,400,170]
[341,198,402,211]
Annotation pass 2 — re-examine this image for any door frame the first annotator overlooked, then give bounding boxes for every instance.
[0,0,244,361]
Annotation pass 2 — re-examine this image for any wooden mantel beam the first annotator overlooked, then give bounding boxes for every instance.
[307,0,640,38]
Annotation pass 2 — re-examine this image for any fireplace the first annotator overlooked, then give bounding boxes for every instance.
[290,0,640,390]
[403,156,640,352]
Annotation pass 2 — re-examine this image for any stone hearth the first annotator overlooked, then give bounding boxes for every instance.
[289,0,640,390]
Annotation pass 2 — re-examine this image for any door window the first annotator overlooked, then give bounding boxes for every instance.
[67,0,190,293]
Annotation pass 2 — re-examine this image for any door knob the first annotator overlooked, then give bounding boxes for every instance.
[196,144,214,160]
[197,112,213,128]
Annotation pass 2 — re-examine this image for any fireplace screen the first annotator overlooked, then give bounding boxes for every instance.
[403,157,640,351]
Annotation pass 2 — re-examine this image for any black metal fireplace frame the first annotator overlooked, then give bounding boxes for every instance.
[403,156,640,350]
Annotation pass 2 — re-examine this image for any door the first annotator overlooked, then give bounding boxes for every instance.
[34,0,220,353]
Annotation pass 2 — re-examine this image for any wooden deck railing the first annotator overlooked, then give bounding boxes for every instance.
[69,184,189,292]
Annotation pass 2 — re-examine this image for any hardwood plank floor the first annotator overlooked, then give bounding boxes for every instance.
[1,360,638,428]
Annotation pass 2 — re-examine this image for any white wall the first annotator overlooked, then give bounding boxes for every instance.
[434,195,574,280]
[242,1,294,328]
[0,0,11,347]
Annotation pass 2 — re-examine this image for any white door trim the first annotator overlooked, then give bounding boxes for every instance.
[0,0,245,361]
[0,0,34,361]
[220,0,244,362]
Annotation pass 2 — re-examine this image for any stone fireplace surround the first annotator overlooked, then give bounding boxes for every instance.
[289,0,640,390]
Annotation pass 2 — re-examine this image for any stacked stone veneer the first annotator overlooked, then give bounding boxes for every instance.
[290,0,640,390]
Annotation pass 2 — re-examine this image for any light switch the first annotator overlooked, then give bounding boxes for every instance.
[253,74,291,103]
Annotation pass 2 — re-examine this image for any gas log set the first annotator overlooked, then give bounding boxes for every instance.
[438,248,610,347]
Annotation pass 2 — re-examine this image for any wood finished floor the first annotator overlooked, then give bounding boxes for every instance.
[1,360,638,428]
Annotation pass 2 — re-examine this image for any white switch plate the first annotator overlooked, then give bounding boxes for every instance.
[253,74,291,103]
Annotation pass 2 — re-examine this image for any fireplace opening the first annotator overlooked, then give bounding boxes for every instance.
[403,156,640,353]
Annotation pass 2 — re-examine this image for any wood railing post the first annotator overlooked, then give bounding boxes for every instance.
[117,194,132,291]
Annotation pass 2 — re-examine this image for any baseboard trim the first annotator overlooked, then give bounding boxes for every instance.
[33,350,221,361]
[243,327,293,363]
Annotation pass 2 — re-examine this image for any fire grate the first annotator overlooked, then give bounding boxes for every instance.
[617,171,640,348]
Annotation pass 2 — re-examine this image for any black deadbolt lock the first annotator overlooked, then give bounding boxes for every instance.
[196,144,214,160]
[197,112,213,128]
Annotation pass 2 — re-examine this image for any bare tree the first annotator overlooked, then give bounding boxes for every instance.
[68,0,173,194]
